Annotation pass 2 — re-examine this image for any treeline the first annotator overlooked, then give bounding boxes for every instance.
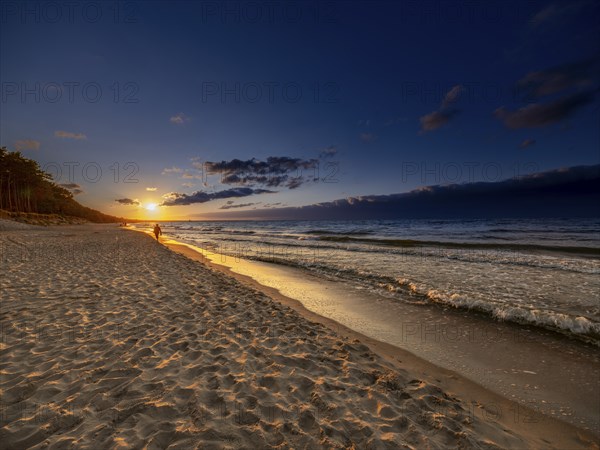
[0,147,125,223]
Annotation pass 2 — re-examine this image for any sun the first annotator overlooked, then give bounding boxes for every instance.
[145,203,157,211]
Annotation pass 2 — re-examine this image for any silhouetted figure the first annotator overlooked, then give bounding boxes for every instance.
[153,224,162,240]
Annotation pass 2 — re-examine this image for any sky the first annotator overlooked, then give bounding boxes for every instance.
[1,0,599,220]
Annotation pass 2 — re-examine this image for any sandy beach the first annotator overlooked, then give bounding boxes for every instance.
[1,222,597,449]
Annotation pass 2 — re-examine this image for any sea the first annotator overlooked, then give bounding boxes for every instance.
[134,218,600,346]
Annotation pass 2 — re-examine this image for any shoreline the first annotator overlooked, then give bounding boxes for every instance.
[1,223,597,448]
[135,221,600,348]
[139,228,599,445]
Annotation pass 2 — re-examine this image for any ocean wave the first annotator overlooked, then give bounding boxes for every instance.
[225,230,256,235]
[371,276,600,345]
[305,229,373,236]
[317,236,600,257]
[225,249,600,345]
[170,227,600,345]
[393,278,600,346]
[173,233,600,274]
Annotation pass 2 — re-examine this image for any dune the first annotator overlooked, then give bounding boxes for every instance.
[0,224,597,449]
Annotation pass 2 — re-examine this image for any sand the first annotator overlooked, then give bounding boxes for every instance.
[1,224,597,449]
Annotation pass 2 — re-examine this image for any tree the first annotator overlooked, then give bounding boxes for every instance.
[0,147,125,223]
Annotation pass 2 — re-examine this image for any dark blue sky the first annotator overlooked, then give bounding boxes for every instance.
[1,0,599,219]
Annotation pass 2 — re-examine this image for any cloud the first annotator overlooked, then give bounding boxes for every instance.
[162,166,183,175]
[359,132,377,142]
[204,165,600,220]
[59,183,83,195]
[170,112,190,125]
[441,85,464,108]
[420,85,463,133]
[161,187,275,206]
[190,157,205,170]
[182,172,203,179]
[54,130,87,140]
[115,198,140,206]
[287,178,303,189]
[204,156,319,189]
[182,182,195,188]
[263,202,282,208]
[146,187,157,191]
[319,145,338,158]
[15,140,40,151]
[494,91,595,129]
[516,58,599,99]
[419,110,459,132]
[220,202,259,210]
[520,139,536,149]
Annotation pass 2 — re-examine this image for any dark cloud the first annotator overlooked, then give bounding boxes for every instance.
[204,165,600,220]
[60,183,83,195]
[115,198,140,206]
[441,85,464,108]
[419,85,463,133]
[204,156,319,189]
[161,187,275,206]
[219,202,259,210]
[494,91,595,129]
[517,58,599,99]
[319,145,338,158]
[420,110,459,132]
[287,178,304,189]
[520,139,536,149]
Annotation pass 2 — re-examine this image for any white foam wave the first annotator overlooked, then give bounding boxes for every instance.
[395,278,600,344]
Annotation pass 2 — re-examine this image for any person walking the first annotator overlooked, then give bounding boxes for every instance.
[153,223,162,240]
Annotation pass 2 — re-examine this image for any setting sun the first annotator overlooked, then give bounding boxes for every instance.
[145,203,157,211]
